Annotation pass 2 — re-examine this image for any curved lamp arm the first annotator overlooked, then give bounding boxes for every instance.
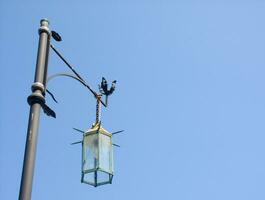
[47,73,107,107]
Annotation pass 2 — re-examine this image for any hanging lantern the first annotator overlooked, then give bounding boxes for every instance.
[70,94,121,187]
[81,123,114,187]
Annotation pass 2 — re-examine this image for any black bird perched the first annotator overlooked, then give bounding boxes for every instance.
[51,30,62,42]
[101,77,108,93]
[109,80,117,94]
[100,77,117,96]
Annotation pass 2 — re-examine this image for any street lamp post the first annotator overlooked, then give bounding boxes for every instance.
[19,19,121,200]
[19,19,51,200]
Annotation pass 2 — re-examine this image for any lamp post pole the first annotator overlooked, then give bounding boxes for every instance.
[19,19,50,200]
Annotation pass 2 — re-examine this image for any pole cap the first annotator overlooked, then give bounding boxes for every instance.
[40,18,49,26]
[39,18,50,35]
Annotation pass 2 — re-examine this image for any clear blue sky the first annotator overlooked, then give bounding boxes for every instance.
[1,0,265,199]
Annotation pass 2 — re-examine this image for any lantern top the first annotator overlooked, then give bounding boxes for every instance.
[84,122,112,137]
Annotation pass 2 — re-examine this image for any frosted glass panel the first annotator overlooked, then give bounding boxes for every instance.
[97,171,110,184]
[82,172,95,185]
[83,134,98,171]
[99,134,112,173]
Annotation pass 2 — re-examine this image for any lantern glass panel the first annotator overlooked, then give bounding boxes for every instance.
[99,133,113,173]
[83,133,98,171]
[82,172,94,185]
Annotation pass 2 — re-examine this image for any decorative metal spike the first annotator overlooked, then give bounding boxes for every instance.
[73,128,84,133]
[111,130,124,135]
[71,141,82,145]
[112,143,121,147]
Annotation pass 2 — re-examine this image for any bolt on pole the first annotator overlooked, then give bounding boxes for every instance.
[19,19,50,200]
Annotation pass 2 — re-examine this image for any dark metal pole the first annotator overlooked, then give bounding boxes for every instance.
[19,19,50,200]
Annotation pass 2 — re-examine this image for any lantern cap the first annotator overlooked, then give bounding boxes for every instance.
[84,122,112,137]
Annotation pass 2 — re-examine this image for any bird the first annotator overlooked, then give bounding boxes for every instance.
[99,77,116,96]
[101,77,108,94]
[109,80,117,94]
